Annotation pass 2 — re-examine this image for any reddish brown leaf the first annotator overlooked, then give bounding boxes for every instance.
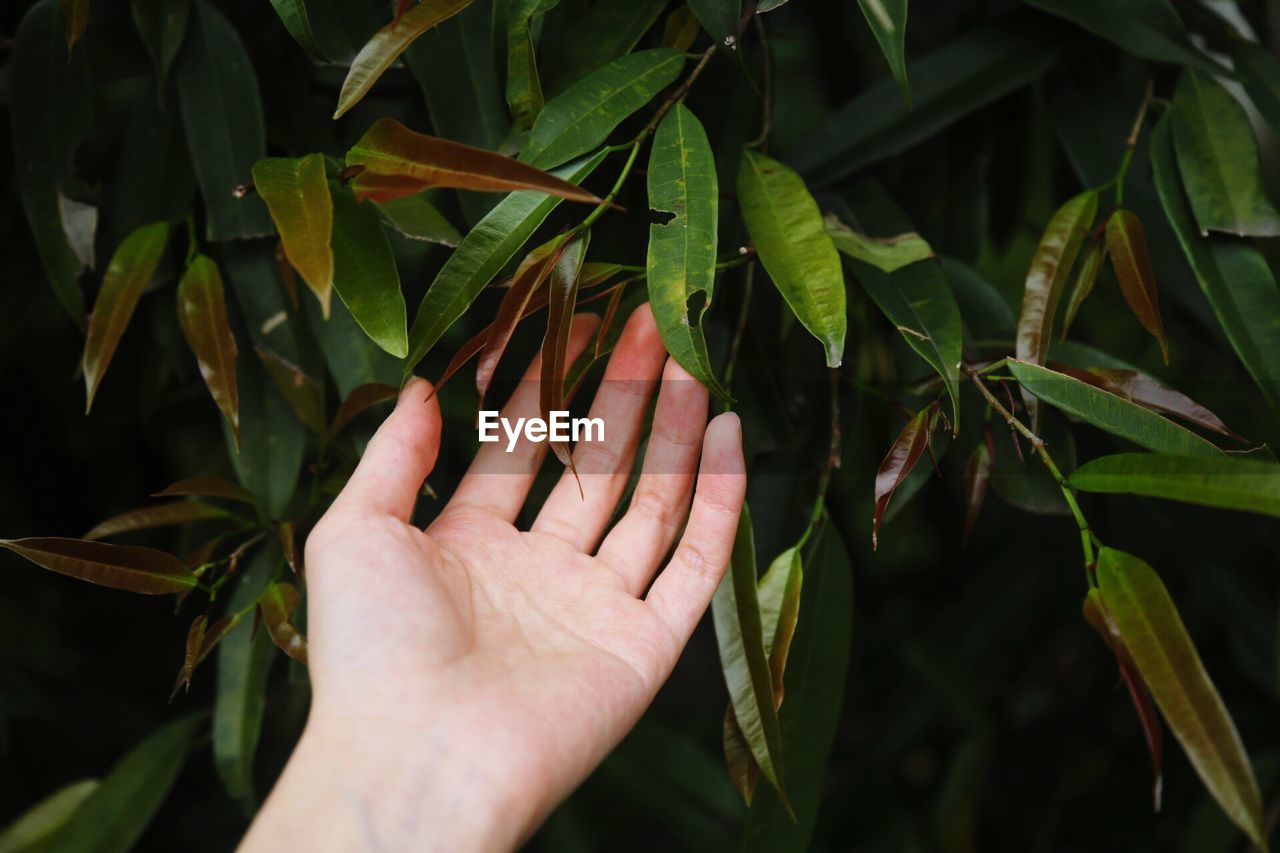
[1107,210,1169,363]
[346,118,603,205]
[254,344,326,434]
[0,537,197,594]
[962,441,992,547]
[539,235,590,476]
[392,0,413,24]
[171,614,208,700]
[178,254,241,447]
[872,408,932,550]
[259,582,308,664]
[1054,366,1244,442]
[278,522,300,576]
[153,477,258,507]
[84,500,231,541]
[478,238,570,401]
[325,382,399,443]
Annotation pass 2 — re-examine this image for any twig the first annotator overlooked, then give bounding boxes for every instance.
[797,367,841,550]
[746,15,773,151]
[1113,80,1154,207]
[721,262,755,401]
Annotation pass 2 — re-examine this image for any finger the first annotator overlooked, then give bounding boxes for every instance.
[530,305,666,551]
[332,378,442,521]
[447,313,600,522]
[645,413,746,650]
[596,358,709,593]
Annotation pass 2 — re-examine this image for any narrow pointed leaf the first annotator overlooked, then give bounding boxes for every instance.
[330,181,408,358]
[647,104,729,400]
[153,477,258,507]
[333,0,473,118]
[723,709,758,805]
[1015,190,1097,428]
[253,155,334,317]
[326,383,399,442]
[0,780,99,853]
[267,0,324,59]
[1008,360,1223,457]
[872,408,932,549]
[259,582,309,664]
[1061,236,1105,338]
[171,614,208,698]
[962,441,991,545]
[1071,453,1280,518]
[84,501,230,541]
[346,117,601,205]
[539,235,589,470]
[738,150,846,368]
[479,239,567,400]
[254,344,327,434]
[375,192,461,246]
[1095,548,1266,848]
[178,254,241,446]
[825,214,933,273]
[1055,366,1242,441]
[404,149,606,373]
[856,0,909,103]
[759,547,803,704]
[521,49,686,169]
[0,538,197,594]
[1020,0,1222,74]
[1172,71,1280,238]
[505,0,560,131]
[58,0,89,52]
[1106,210,1168,362]
[131,0,192,98]
[47,716,200,853]
[82,222,170,413]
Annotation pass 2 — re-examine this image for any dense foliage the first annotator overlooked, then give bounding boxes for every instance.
[3,0,1280,849]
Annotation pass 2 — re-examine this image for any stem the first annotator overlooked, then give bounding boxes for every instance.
[797,368,841,550]
[721,262,754,404]
[1113,80,1154,208]
[745,15,772,151]
[569,139,643,236]
[963,364,1096,575]
[185,213,199,265]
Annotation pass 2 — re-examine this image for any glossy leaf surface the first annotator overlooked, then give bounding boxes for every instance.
[1071,453,1280,518]
[538,235,589,470]
[872,408,932,549]
[330,182,408,358]
[253,155,334,316]
[1106,210,1168,362]
[178,254,241,445]
[856,0,909,102]
[375,192,461,246]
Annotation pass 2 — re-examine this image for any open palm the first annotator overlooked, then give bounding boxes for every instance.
[246,306,745,851]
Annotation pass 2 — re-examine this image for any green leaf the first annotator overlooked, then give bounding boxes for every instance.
[47,716,200,853]
[59,0,90,52]
[375,192,461,246]
[540,0,669,95]
[1095,548,1266,849]
[0,780,99,853]
[738,149,845,368]
[113,88,195,242]
[1106,210,1168,363]
[267,0,325,60]
[333,0,474,119]
[214,550,276,814]
[253,155,334,316]
[521,49,685,169]
[1231,41,1280,135]
[10,0,94,320]
[82,222,171,413]
[711,506,788,800]
[1019,0,1223,74]
[743,520,853,852]
[1007,360,1223,458]
[178,254,241,446]
[175,1,273,241]
[646,104,729,401]
[131,0,191,98]
[505,0,561,131]
[305,291,401,397]
[686,0,739,42]
[1054,366,1242,441]
[330,182,408,358]
[84,501,230,541]
[259,582,308,664]
[0,538,197,594]
[1150,114,1280,414]
[403,149,607,373]
[789,22,1060,185]
[1171,71,1280,238]
[825,213,933,273]
[1015,190,1096,428]
[1071,453,1280,518]
[1060,235,1105,338]
[856,0,909,103]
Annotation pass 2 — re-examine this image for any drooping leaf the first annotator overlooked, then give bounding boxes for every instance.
[333,0,474,118]
[175,1,273,240]
[1095,548,1266,848]
[330,181,408,358]
[345,117,601,205]
[403,149,607,373]
[856,0,909,102]
[1082,589,1164,812]
[686,0,739,42]
[153,477,259,507]
[82,222,171,413]
[10,0,94,320]
[505,0,561,131]
[1009,360,1224,457]
[255,344,327,435]
[1015,190,1097,428]
[1054,366,1242,441]
[1171,71,1280,238]
[0,538,197,594]
[711,506,788,799]
[825,213,933,273]
[325,382,399,443]
[252,155,334,317]
[46,716,200,853]
[1071,453,1280,518]
[521,49,686,169]
[541,0,669,94]
[646,104,729,401]
[178,254,241,446]
[259,582,309,664]
[58,0,90,52]
[1019,0,1222,74]
[1150,115,1280,415]
[479,238,568,400]
[84,501,230,541]
[1106,210,1168,362]
[375,192,461,246]
[1060,235,1105,338]
[789,22,1060,184]
[872,408,932,549]
[267,0,325,59]
[962,440,992,546]
[171,614,208,698]
[539,234,589,470]
[738,149,846,368]
[0,780,99,853]
[131,0,192,98]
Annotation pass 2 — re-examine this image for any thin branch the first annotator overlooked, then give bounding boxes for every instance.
[746,15,773,151]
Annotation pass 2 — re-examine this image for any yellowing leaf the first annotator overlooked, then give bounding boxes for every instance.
[0,537,197,594]
[1106,210,1168,363]
[178,254,241,447]
[252,154,334,317]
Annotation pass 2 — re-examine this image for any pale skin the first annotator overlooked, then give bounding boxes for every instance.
[242,306,746,852]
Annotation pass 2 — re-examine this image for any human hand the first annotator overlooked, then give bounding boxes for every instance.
[242,306,746,852]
